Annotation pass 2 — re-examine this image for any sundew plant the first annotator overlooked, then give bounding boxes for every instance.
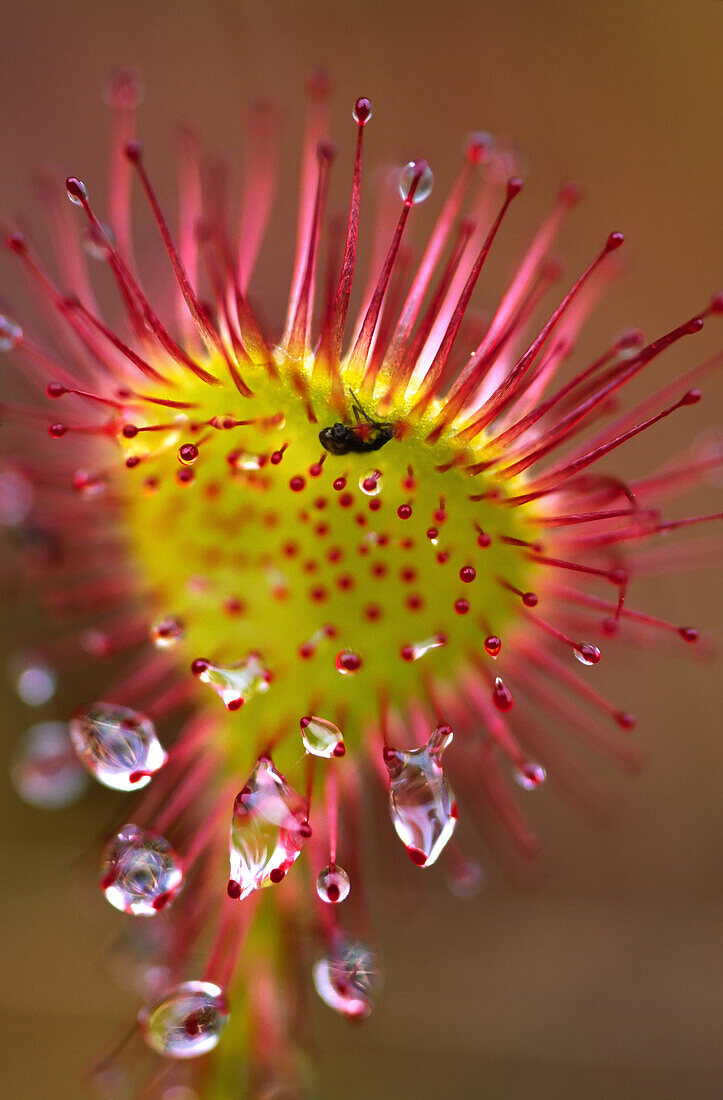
[2,71,721,1096]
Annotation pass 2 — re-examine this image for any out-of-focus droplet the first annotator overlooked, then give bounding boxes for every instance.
[399,160,433,204]
[228,757,310,900]
[383,723,457,867]
[0,464,33,526]
[11,721,88,809]
[0,314,23,352]
[139,981,229,1059]
[300,715,345,758]
[105,920,173,997]
[313,939,377,1019]
[229,449,265,471]
[11,653,57,706]
[72,469,108,498]
[192,654,271,710]
[446,857,486,900]
[335,649,362,675]
[69,703,167,791]
[101,823,184,916]
[80,222,113,260]
[400,633,446,662]
[513,761,547,790]
[358,469,383,496]
[316,863,351,904]
[150,616,185,648]
[573,642,601,666]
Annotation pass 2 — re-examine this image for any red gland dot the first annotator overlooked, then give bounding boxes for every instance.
[678,626,698,643]
[522,591,538,607]
[477,531,491,548]
[269,868,285,884]
[454,599,470,615]
[49,423,67,438]
[122,423,139,438]
[369,498,382,511]
[336,649,362,675]
[492,677,514,712]
[333,477,347,491]
[397,504,413,519]
[484,635,502,658]
[459,566,476,583]
[227,880,242,900]
[289,475,305,492]
[191,658,209,675]
[615,711,637,731]
[46,382,66,398]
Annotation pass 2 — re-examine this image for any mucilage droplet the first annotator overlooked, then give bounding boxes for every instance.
[101,823,184,916]
[313,938,377,1019]
[138,980,229,1059]
[300,715,346,758]
[316,863,351,904]
[69,702,167,790]
[383,723,457,867]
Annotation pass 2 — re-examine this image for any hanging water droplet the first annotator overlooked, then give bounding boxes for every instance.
[316,863,351,904]
[573,642,601,666]
[400,633,447,662]
[300,715,345,758]
[0,315,23,352]
[484,635,502,659]
[150,616,185,649]
[399,160,434,204]
[358,469,383,496]
[335,649,362,675]
[313,938,377,1019]
[10,652,57,706]
[139,980,229,1059]
[66,177,88,206]
[69,703,167,790]
[11,721,88,809]
[492,676,514,712]
[384,723,457,867]
[192,654,271,710]
[101,823,184,916]
[513,761,547,790]
[228,756,310,900]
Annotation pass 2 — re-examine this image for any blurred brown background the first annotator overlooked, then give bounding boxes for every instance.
[0,1,721,1097]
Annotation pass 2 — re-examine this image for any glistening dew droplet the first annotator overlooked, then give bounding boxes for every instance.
[228,756,310,900]
[191,654,271,710]
[11,721,88,809]
[150,616,185,648]
[384,723,457,867]
[101,823,184,915]
[138,980,229,1059]
[313,939,377,1019]
[316,862,351,904]
[300,715,346,758]
[398,160,434,204]
[573,642,602,666]
[69,703,167,790]
[513,761,547,790]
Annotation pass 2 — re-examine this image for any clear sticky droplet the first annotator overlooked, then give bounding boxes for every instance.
[80,223,113,260]
[399,160,434,204]
[11,653,57,706]
[139,981,229,1059]
[228,756,310,901]
[316,863,351,904]
[150,616,185,649]
[300,715,345,758]
[335,649,362,675]
[229,449,265,471]
[101,823,183,916]
[400,634,446,662]
[0,315,23,352]
[358,469,383,496]
[69,703,167,791]
[192,654,271,710]
[11,721,88,809]
[384,723,457,867]
[513,761,547,790]
[313,939,377,1019]
[573,642,601,666]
